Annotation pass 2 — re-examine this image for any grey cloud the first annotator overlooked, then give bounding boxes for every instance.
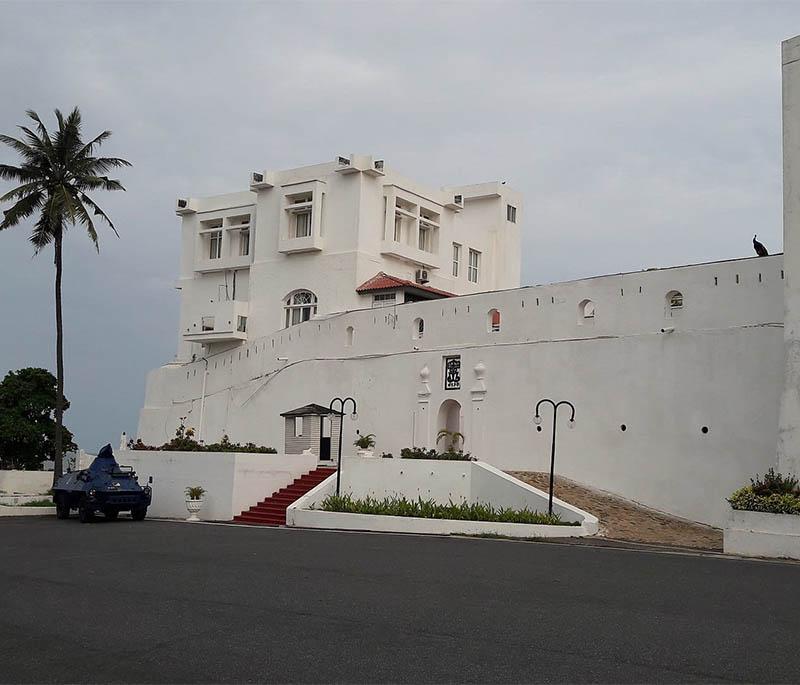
[0,0,795,449]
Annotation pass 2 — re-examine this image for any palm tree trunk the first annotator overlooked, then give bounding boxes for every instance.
[52,228,64,486]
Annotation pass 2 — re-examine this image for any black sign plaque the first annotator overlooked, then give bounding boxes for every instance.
[444,356,461,390]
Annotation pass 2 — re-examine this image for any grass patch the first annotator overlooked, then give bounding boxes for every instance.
[319,494,577,526]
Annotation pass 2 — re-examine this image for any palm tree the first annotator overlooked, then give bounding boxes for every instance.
[0,108,130,483]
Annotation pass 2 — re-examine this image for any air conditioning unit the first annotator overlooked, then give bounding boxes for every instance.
[415,269,429,284]
[175,198,196,216]
[444,193,464,211]
[249,170,274,190]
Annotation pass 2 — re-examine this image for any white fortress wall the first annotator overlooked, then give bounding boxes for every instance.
[139,254,784,527]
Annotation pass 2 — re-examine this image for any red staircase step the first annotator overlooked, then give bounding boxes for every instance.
[230,466,335,527]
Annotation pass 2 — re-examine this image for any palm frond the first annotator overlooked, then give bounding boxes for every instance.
[78,192,119,237]
[74,130,112,159]
[0,181,45,203]
[0,164,41,184]
[0,134,40,164]
[70,195,99,250]
[0,190,44,230]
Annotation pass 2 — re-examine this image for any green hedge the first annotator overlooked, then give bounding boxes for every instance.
[728,468,800,516]
[728,487,800,515]
[319,494,577,526]
[399,447,473,461]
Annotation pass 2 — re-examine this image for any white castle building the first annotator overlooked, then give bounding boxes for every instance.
[139,37,800,530]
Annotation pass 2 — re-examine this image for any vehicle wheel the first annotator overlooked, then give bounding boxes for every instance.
[78,504,95,523]
[104,510,118,521]
[131,506,147,521]
[55,496,70,520]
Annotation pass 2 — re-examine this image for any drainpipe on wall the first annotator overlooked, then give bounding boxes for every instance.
[778,36,800,477]
[198,358,209,445]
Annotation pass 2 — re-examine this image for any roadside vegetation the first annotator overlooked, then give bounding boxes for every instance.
[18,499,54,507]
[728,469,800,515]
[319,494,576,525]
[0,368,77,470]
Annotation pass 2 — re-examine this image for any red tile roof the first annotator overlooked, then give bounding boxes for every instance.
[356,272,455,298]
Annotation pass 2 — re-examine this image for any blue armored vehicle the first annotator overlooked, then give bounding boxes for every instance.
[53,444,152,523]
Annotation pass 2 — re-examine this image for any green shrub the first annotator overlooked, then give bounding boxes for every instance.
[130,420,276,453]
[728,486,800,516]
[19,498,54,507]
[185,486,206,500]
[399,447,473,461]
[750,468,800,497]
[354,433,376,450]
[319,494,577,526]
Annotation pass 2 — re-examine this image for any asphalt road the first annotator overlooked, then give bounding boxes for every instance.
[1,518,799,684]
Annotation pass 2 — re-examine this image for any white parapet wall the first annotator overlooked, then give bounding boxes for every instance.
[287,457,598,538]
[0,470,52,495]
[724,510,800,560]
[117,450,317,521]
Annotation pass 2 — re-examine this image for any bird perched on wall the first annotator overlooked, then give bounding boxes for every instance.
[753,235,769,257]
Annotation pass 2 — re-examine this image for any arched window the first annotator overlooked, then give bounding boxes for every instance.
[284,290,317,328]
[579,299,595,322]
[666,290,683,317]
[346,326,354,347]
[413,317,424,340]
[488,309,501,333]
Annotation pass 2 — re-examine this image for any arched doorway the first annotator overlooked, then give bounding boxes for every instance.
[437,399,463,450]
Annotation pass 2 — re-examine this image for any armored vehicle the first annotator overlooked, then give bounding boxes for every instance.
[53,444,152,523]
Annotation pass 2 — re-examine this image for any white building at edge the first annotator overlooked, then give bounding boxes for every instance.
[139,38,800,529]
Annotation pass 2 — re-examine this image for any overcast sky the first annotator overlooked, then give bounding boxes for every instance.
[0,0,796,452]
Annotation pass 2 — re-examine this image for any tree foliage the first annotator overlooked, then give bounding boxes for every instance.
[0,368,77,470]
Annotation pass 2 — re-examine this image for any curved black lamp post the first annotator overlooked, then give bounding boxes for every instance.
[534,398,576,516]
[329,396,357,496]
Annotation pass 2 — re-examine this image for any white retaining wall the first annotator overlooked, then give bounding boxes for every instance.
[0,471,52,495]
[724,510,800,560]
[117,450,317,521]
[287,457,598,538]
[139,256,785,527]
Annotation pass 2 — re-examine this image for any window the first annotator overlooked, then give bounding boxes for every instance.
[209,231,222,260]
[201,316,215,331]
[346,326,354,347]
[452,243,461,277]
[294,417,303,437]
[394,215,402,242]
[239,229,250,257]
[418,224,430,251]
[666,290,683,316]
[413,317,424,340]
[372,293,396,308]
[294,210,312,238]
[284,290,318,327]
[579,299,595,321]
[236,316,247,333]
[507,204,517,223]
[468,249,481,283]
[488,309,501,332]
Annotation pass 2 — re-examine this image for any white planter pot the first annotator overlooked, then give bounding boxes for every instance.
[356,449,375,458]
[186,498,204,522]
